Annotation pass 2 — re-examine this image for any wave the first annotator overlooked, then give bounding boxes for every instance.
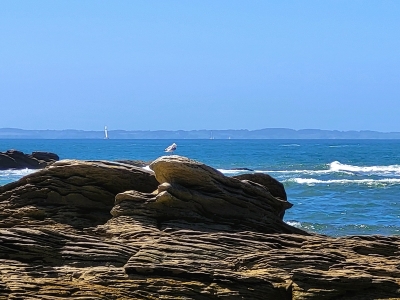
[256,169,335,175]
[285,177,400,186]
[0,169,38,186]
[220,168,334,176]
[285,221,302,228]
[280,144,301,147]
[328,145,352,148]
[275,161,400,177]
[0,168,37,177]
[219,161,400,177]
[329,161,400,176]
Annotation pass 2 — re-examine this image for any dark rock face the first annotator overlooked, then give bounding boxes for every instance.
[233,173,287,200]
[0,155,399,299]
[233,173,288,218]
[0,149,59,170]
[115,159,151,167]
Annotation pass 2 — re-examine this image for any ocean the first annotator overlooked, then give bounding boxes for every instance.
[1,139,399,237]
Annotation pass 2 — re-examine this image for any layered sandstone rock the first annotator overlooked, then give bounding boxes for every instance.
[0,149,59,170]
[0,156,399,299]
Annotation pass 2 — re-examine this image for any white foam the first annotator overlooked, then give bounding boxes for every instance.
[329,161,400,176]
[0,168,37,177]
[285,221,302,228]
[255,169,333,175]
[286,177,400,186]
[212,161,400,179]
[255,161,400,177]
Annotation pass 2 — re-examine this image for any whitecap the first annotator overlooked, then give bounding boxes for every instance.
[0,168,38,186]
[255,169,333,175]
[285,221,302,228]
[257,161,400,177]
[329,161,400,176]
[0,168,37,177]
[285,177,400,186]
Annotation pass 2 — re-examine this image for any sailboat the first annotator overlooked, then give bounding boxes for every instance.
[104,126,109,139]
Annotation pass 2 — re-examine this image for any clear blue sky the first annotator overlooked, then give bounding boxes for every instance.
[1,1,399,131]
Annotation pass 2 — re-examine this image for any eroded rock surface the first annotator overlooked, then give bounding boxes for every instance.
[0,159,158,230]
[0,149,59,170]
[0,156,399,299]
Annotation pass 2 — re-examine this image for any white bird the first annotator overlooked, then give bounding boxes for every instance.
[164,143,177,153]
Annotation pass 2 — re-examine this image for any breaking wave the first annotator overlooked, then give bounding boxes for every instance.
[329,161,400,176]
[0,168,36,177]
[285,177,400,186]
[0,169,37,186]
[219,161,400,177]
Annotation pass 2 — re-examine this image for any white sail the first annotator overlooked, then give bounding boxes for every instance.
[104,126,109,139]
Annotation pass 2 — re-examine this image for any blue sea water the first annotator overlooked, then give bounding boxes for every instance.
[1,139,400,237]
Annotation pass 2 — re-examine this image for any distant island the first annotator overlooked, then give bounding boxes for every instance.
[1,127,400,139]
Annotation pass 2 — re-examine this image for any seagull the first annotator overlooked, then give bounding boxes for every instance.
[164,143,177,153]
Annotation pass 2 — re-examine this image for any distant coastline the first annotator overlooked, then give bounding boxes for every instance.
[1,127,400,139]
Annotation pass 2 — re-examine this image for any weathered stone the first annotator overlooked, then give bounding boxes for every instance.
[115,160,151,167]
[0,159,159,229]
[0,155,399,299]
[112,155,303,234]
[0,149,59,170]
[233,172,288,218]
[233,173,287,201]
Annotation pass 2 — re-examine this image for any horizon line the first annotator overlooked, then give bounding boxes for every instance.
[1,127,399,133]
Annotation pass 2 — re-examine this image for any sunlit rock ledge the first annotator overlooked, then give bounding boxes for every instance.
[0,156,399,299]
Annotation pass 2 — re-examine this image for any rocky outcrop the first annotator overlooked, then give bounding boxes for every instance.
[233,173,288,218]
[0,149,59,170]
[0,155,399,299]
[233,173,287,201]
[0,159,159,229]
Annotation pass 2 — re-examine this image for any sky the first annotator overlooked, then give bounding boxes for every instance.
[1,1,399,132]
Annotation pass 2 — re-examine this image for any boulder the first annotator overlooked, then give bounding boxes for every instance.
[233,172,287,200]
[117,155,301,234]
[233,173,288,218]
[0,159,159,229]
[0,149,59,170]
[0,155,399,299]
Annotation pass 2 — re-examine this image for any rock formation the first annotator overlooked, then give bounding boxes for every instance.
[0,149,59,170]
[0,155,399,299]
[115,159,152,167]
